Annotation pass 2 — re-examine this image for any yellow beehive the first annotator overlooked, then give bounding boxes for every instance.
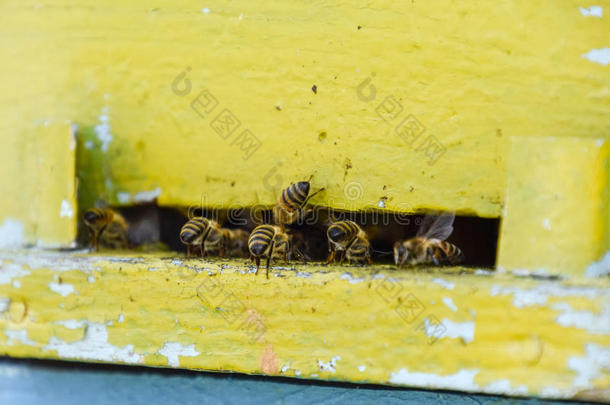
[0,1,608,401]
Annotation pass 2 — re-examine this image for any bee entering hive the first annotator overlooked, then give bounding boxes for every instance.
[77,202,499,269]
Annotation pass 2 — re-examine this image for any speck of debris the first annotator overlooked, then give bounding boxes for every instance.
[129,296,135,302]
[231,181,235,187]
[343,158,352,181]
[312,307,316,313]
[357,25,362,30]
[496,128,503,137]
[334,141,337,145]
[318,131,327,141]
[383,185,387,190]
[409,186,414,192]
[312,85,317,94]
[275,106,281,111]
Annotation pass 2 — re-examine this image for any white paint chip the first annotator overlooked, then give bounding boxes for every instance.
[317,356,341,373]
[579,6,603,17]
[133,188,161,203]
[442,297,458,312]
[432,278,454,290]
[585,251,610,278]
[54,320,85,329]
[389,368,479,391]
[44,322,143,364]
[358,365,366,372]
[6,329,36,346]
[440,318,475,344]
[116,192,132,204]
[201,7,210,13]
[568,343,610,388]
[552,302,610,334]
[582,48,610,66]
[0,263,30,285]
[340,272,365,284]
[0,219,24,248]
[48,282,75,297]
[94,108,113,152]
[541,218,551,230]
[158,342,200,367]
[60,200,74,218]
[0,298,10,313]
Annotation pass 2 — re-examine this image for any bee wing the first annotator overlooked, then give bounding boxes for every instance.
[416,213,455,241]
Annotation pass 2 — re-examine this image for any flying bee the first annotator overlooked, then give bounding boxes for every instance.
[248,225,292,279]
[179,217,223,258]
[393,213,464,267]
[273,180,324,228]
[326,220,372,265]
[83,208,128,251]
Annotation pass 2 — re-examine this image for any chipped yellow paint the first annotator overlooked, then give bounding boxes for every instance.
[1,0,609,221]
[498,136,610,277]
[0,250,609,401]
[0,121,77,247]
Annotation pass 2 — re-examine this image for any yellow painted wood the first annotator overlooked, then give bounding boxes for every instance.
[498,136,609,277]
[0,250,609,401]
[1,0,609,220]
[0,121,77,247]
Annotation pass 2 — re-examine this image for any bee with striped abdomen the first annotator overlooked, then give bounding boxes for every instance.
[326,220,372,265]
[273,180,324,228]
[83,208,128,251]
[248,225,292,278]
[393,213,464,267]
[179,217,222,257]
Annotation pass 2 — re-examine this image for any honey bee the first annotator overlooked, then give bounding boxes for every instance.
[248,225,292,278]
[393,214,464,267]
[326,220,372,265]
[223,228,250,258]
[83,208,128,251]
[273,181,324,228]
[179,217,222,257]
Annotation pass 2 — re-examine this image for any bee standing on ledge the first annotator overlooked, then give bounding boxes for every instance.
[180,217,223,257]
[393,213,464,267]
[83,208,128,251]
[326,220,372,265]
[248,225,291,279]
[273,180,324,228]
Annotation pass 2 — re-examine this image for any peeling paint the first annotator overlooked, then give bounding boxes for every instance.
[339,272,365,284]
[432,278,454,290]
[389,368,479,391]
[158,342,200,367]
[442,297,458,312]
[48,282,75,297]
[317,356,341,373]
[116,192,131,204]
[490,284,608,308]
[54,319,85,329]
[585,251,610,278]
[0,263,30,285]
[579,6,603,17]
[133,188,162,203]
[568,343,610,388]
[59,199,74,218]
[482,379,529,395]
[94,108,113,152]
[582,47,610,66]
[0,298,10,312]
[0,219,24,248]
[5,329,36,346]
[44,322,143,364]
[552,302,610,334]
